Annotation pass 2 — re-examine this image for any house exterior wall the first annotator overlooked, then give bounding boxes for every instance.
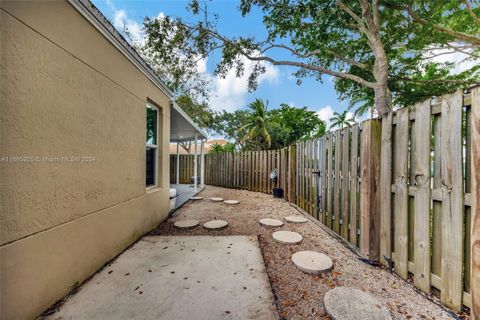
[0,1,171,319]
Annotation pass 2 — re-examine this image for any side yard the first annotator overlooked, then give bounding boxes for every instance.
[151,186,455,320]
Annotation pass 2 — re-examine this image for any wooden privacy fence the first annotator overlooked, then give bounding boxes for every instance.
[378,90,475,311]
[170,154,200,184]
[204,149,290,195]
[317,123,363,249]
[314,90,476,312]
[170,88,479,315]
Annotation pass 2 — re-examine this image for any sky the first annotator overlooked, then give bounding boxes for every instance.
[91,0,352,128]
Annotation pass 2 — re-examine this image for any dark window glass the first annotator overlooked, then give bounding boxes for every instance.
[146,107,157,145]
[146,147,156,186]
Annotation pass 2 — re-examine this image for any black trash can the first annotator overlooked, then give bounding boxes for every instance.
[273,188,284,198]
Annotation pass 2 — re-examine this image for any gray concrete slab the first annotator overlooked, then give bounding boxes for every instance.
[170,184,203,211]
[47,236,278,320]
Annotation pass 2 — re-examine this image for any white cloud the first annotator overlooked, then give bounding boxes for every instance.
[108,3,147,45]
[316,105,335,128]
[113,9,126,29]
[105,0,116,11]
[209,56,280,112]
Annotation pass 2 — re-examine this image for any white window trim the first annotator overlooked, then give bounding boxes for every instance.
[146,103,159,189]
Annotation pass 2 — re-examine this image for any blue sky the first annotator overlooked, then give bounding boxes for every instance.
[92,0,353,126]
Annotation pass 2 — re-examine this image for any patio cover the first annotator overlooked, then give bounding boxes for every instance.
[170,102,207,143]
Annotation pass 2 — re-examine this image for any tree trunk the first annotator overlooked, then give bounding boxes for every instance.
[374,85,392,117]
[372,51,392,117]
[371,25,393,117]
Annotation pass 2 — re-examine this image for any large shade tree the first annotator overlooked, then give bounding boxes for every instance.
[142,0,479,118]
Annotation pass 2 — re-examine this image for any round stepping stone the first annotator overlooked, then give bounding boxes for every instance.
[190,196,203,200]
[223,200,239,205]
[285,215,308,223]
[210,197,224,202]
[174,219,199,229]
[272,231,303,244]
[291,251,333,274]
[203,220,228,230]
[259,218,284,227]
[324,287,392,320]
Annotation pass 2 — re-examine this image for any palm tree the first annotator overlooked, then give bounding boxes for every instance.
[208,143,224,155]
[240,99,272,150]
[329,108,355,130]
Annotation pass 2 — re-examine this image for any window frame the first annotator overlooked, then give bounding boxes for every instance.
[146,103,159,189]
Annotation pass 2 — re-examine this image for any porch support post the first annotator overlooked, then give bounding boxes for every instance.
[194,134,198,190]
[200,139,205,187]
[176,142,180,185]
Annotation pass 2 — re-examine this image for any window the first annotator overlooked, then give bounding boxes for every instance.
[146,104,158,187]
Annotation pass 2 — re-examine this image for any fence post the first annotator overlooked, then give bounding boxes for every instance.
[288,144,296,203]
[379,113,392,265]
[471,87,480,319]
[359,119,382,261]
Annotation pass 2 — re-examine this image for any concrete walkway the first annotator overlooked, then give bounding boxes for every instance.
[47,236,278,320]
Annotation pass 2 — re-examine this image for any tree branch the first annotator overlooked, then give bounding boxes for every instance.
[336,0,374,45]
[263,43,371,70]
[404,4,480,46]
[372,0,381,29]
[462,0,480,25]
[187,25,377,88]
[246,55,376,88]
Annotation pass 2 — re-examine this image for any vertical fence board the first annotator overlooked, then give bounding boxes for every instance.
[310,140,314,215]
[263,151,269,193]
[380,113,393,264]
[413,100,432,292]
[252,152,256,191]
[393,107,409,279]
[465,103,472,296]
[359,120,382,260]
[299,142,304,208]
[341,128,350,238]
[334,132,342,233]
[350,124,359,245]
[288,145,296,202]
[305,141,309,213]
[327,134,334,228]
[440,91,464,311]
[432,113,443,278]
[321,137,327,224]
[296,144,300,206]
[471,87,480,319]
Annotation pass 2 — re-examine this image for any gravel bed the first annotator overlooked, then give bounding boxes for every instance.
[150,186,454,320]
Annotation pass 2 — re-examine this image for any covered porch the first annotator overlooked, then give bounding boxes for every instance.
[169,102,208,211]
